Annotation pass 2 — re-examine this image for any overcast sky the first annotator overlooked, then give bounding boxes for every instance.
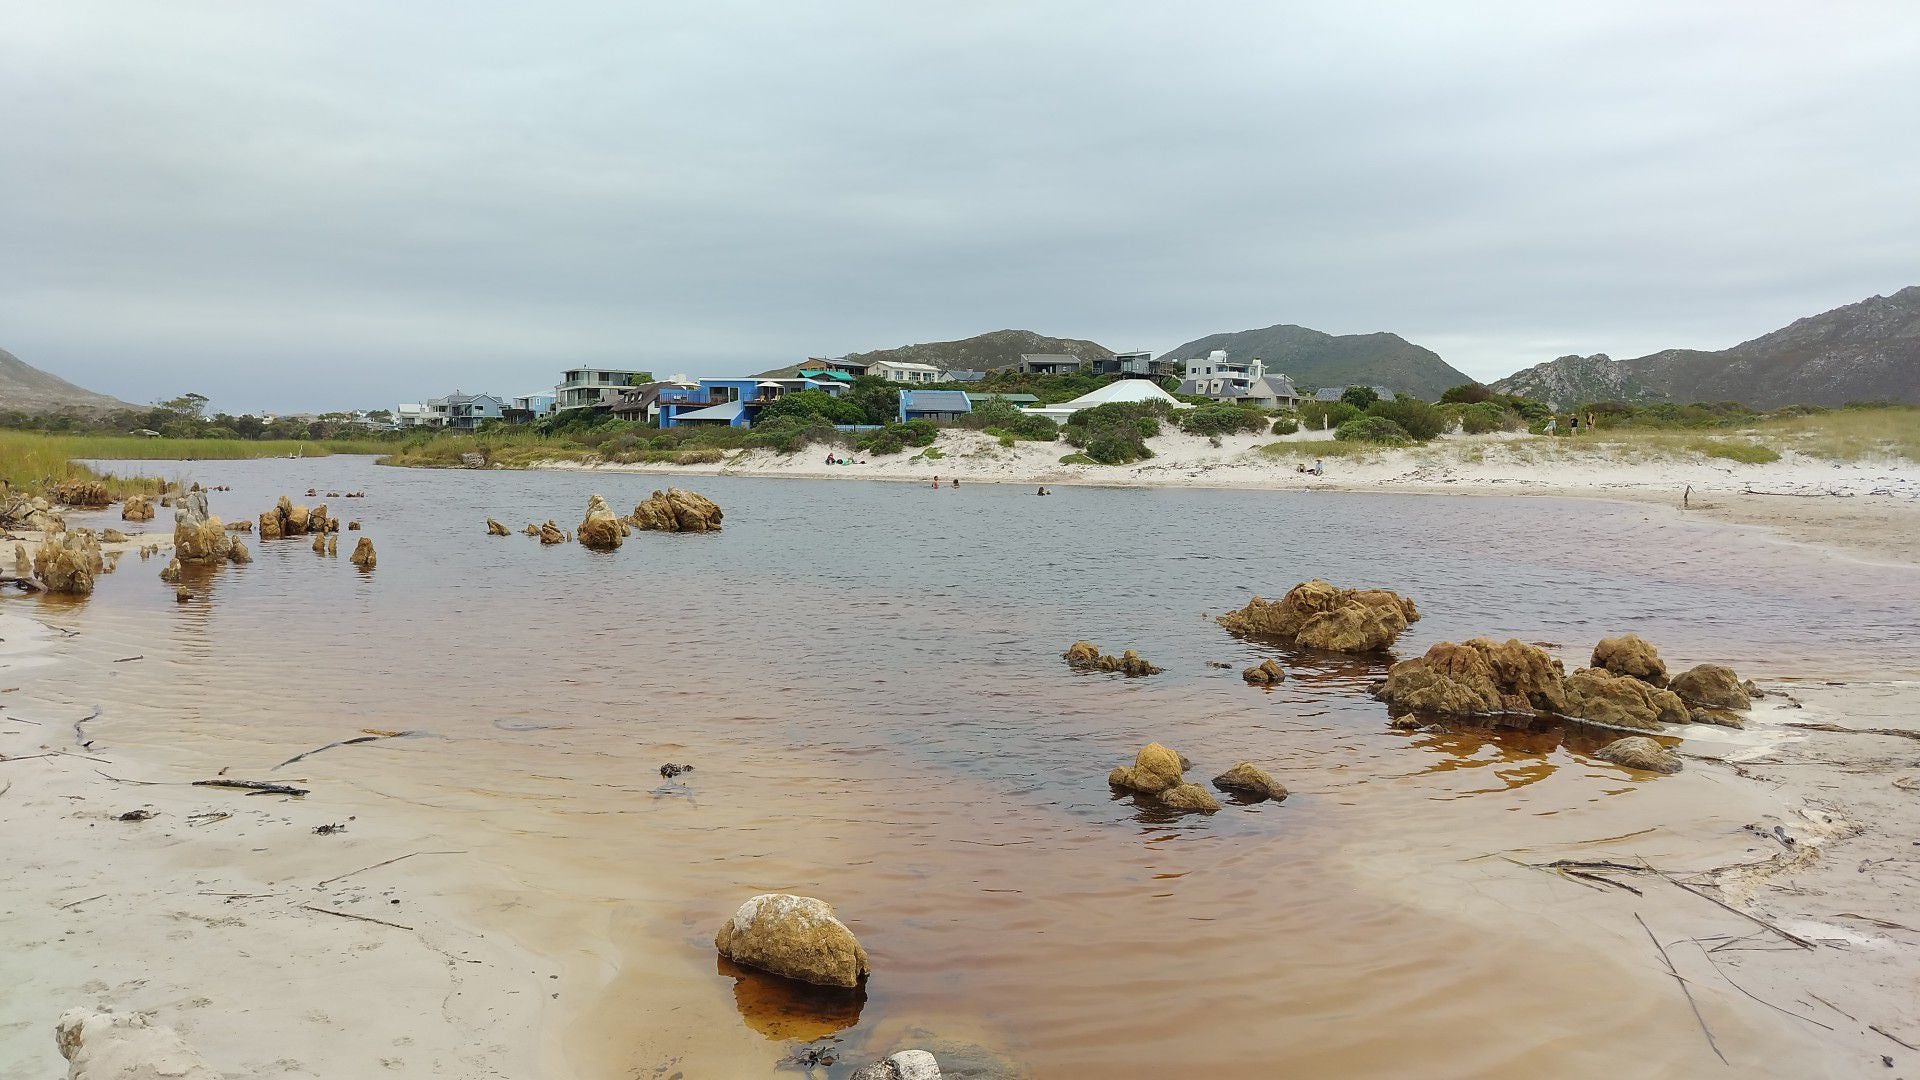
[3,2,1917,413]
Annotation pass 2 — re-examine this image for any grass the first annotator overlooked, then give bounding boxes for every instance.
[1258,440,1393,460]
[1,431,382,499]
[1756,407,1919,460]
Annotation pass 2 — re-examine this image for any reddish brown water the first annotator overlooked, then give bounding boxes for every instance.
[16,458,1920,1077]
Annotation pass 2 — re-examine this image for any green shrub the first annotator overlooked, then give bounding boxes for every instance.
[1173,401,1269,437]
[1340,386,1380,410]
[1441,382,1492,404]
[1062,400,1169,464]
[1059,452,1098,465]
[1366,396,1446,441]
[1299,400,1360,431]
[855,419,939,456]
[1271,416,1299,436]
[1454,401,1509,434]
[963,399,1059,440]
[1335,416,1414,445]
[754,388,867,426]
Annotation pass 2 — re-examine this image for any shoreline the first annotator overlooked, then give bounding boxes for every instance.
[522,430,1920,568]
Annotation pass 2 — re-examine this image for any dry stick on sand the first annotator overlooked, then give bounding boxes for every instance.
[1783,721,1920,742]
[317,850,466,888]
[1690,941,1833,1031]
[192,779,309,797]
[73,705,100,747]
[1638,912,1728,1066]
[272,730,422,771]
[1871,1025,1920,1052]
[299,904,415,932]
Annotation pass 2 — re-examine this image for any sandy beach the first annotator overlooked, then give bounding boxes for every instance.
[546,430,1920,568]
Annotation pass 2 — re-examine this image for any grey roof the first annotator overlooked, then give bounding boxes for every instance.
[901,390,973,413]
[1241,375,1299,400]
[967,392,1039,404]
[1019,353,1082,365]
[942,369,986,382]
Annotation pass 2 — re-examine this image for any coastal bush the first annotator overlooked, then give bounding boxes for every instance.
[855,419,939,456]
[962,399,1058,440]
[1339,386,1381,410]
[1334,416,1414,446]
[1365,396,1446,441]
[1271,416,1299,436]
[1441,382,1493,404]
[1455,401,1515,434]
[1298,400,1360,431]
[1173,401,1269,438]
[1691,439,1781,464]
[1059,452,1098,465]
[1063,400,1170,464]
[754,388,868,427]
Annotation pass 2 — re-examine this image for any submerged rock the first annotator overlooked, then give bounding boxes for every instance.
[852,1049,944,1080]
[714,893,870,989]
[347,520,360,530]
[224,519,251,532]
[1689,706,1745,728]
[1109,743,1220,812]
[1213,762,1286,802]
[349,537,375,568]
[486,517,510,536]
[119,494,155,522]
[1590,634,1667,686]
[158,557,182,584]
[1242,659,1287,685]
[538,520,565,545]
[631,487,724,532]
[56,1008,216,1080]
[100,528,129,545]
[1564,668,1689,731]
[227,536,251,564]
[1375,638,1567,717]
[1668,664,1751,711]
[577,494,624,550]
[1062,642,1162,676]
[1216,580,1419,653]
[1595,736,1682,774]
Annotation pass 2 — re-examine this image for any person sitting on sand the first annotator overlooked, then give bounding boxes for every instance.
[1312,458,1324,476]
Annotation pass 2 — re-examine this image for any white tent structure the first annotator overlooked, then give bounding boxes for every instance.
[1019,379,1190,424]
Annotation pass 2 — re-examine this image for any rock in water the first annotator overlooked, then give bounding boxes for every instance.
[1213,762,1286,802]
[100,528,129,545]
[1216,580,1419,653]
[1595,736,1682,774]
[852,1050,944,1080]
[171,490,230,564]
[48,479,111,507]
[119,494,155,522]
[347,520,360,531]
[1375,638,1568,717]
[312,533,327,554]
[1242,659,1287,685]
[1108,743,1220,812]
[1564,668,1689,731]
[1062,641,1101,667]
[349,537,375,568]
[1062,641,1162,676]
[308,503,330,534]
[577,494,624,550]
[158,557,182,583]
[227,536,251,564]
[258,510,282,539]
[714,893,870,989]
[55,1008,217,1080]
[486,517,510,536]
[12,542,28,577]
[538,520,566,545]
[283,502,310,535]
[631,487,724,532]
[1590,634,1668,686]
[326,534,338,556]
[1668,664,1751,711]
[224,519,251,532]
[31,530,101,594]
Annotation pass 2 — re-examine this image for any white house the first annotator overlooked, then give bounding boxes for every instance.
[555,367,654,411]
[870,360,943,384]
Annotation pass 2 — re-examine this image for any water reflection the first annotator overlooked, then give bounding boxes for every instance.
[719,957,866,1042]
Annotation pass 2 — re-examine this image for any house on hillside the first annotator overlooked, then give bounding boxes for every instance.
[871,360,943,384]
[965,392,1039,407]
[1092,350,1173,379]
[433,393,505,430]
[1018,354,1087,375]
[1177,354,1299,409]
[394,403,430,428]
[655,373,852,428]
[816,357,870,378]
[898,389,973,423]
[607,381,696,424]
[556,367,654,411]
[939,369,986,383]
[503,392,555,424]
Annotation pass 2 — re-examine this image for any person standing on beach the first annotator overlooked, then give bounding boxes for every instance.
[1569,414,1580,436]
[1545,417,1557,436]
[1587,409,1597,433]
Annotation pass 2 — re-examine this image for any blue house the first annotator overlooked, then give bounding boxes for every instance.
[658,375,853,428]
[899,389,973,423]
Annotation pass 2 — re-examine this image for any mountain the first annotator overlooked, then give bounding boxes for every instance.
[758,329,1112,378]
[0,347,135,414]
[1491,287,1920,409]
[1154,324,1470,401]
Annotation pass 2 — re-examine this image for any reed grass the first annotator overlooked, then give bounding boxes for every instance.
[0,431,384,498]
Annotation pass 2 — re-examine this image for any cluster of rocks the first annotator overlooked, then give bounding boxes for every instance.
[46,479,112,508]
[1376,633,1753,737]
[631,487,724,532]
[258,495,338,540]
[26,529,107,594]
[1216,580,1420,653]
[1062,641,1162,677]
[487,489,724,550]
[1,492,65,532]
[119,494,155,522]
[1242,659,1287,685]
[1106,743,1286,812]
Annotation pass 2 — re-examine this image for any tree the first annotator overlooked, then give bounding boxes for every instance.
[1339,386,1379,410]
[159,393,210,421]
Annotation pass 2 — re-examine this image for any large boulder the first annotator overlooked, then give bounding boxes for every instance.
[1108,743,1220,812]
[1564,668,1689,731]
[258,510,282,539]
[1594,736,1682,775]
[55,1008,216,1080]
[1591,634,1667,686]
[714,893,870,989]
[1375,638,1566,717]
[308,503,331,534]
[227,536,252,564]
[1216,580,1418,653]
[119,494,155,522]
[631,487,724,532]
[1668,664,1751,711]
[349,537,376,568]
[172,491,231,564]
[32,530,102,594]
[577,494,624,550]
[1213,762,1286,802]
[283,501,310,535]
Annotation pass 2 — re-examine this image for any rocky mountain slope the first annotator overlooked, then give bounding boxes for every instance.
[1154,324,1470,400]
[759,329,1112,378]
[1492,287,1920,409]
[0,348,134,414]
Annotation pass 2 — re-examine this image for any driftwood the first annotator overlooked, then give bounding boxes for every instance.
[192,779,309,796]
[1742,485,1855,498]
[1639,913,1726,1065]
[1783,721,1920,742]
[316,849,464,888]
[272,729,423,771]
[299,904,414,932]
[1522,857,1816,949]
